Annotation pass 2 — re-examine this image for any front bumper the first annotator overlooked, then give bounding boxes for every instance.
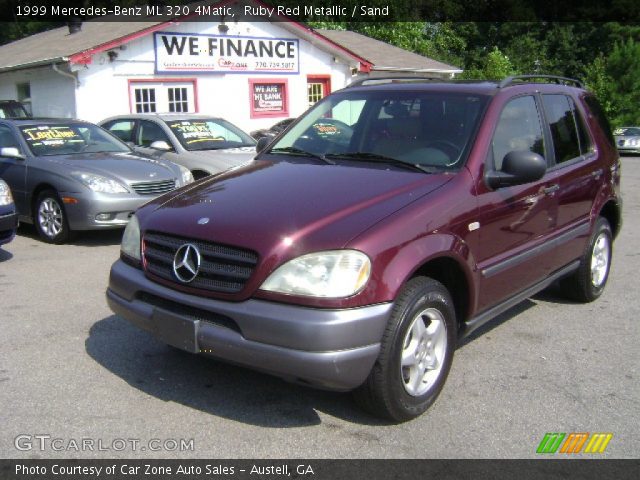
[63,192,157,230]
[0,210,18,245]
[106,260,392,391]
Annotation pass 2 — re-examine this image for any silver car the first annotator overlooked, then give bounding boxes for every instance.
[613,126,640,155]
[100,114,257,180]
[0,118,194,243]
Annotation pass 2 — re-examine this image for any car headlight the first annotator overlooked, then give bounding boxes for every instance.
[72,172,128,193]
[260,250,371,298]
[179,165,194,185]
[0,181,13,206]
[121,214,141,261]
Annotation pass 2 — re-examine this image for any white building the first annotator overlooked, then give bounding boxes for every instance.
[0,1,461,132]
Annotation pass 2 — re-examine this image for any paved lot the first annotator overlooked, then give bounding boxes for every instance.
[0,158,638,459]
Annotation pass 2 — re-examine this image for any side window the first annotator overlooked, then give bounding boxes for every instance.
[542,94,582,164]
[137,120,171,148]
[491,96,545,170]
[572,99,593,155]
[0,124,19,150]
[104,120,135,143]
[584,95,615,148]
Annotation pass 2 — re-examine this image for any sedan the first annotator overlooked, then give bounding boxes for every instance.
[0,179,18,246]
[614,126,640,155]
[100,114,256,180]
[0,118,193,243]
[250,118,295,141]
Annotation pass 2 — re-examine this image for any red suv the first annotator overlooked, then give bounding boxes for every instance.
[107,75,622,422]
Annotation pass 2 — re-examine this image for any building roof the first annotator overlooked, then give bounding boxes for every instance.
[0,4,458,75]
[316,29,461,74]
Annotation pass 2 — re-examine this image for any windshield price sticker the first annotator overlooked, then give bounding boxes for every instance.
[22,126,82,146]
[169,122,224,144]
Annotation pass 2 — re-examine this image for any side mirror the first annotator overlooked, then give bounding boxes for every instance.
[150,140,172,151]
[256,136,271,153]
[0,147,25,160]
[486,150,546,189]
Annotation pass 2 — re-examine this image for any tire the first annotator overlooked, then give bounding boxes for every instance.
[354,277,456,422]
[34,190,72,244]
[559,216,612,303]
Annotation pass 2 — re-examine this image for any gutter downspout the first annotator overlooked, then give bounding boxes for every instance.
[52,63,80,87]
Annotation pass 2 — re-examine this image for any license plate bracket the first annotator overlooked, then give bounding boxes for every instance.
[152,309,199,353]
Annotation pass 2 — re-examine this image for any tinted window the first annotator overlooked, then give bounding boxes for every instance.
[542,94,583,164]
[491,96,545,170]
[0,124,19,149]
[137,120,171,148]
[584,95,615,148]
[105,120,135,143]
[572,100,592,155]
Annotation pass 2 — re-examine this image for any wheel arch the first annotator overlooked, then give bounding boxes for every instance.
[598,199,622,240]
[30,183,60,220]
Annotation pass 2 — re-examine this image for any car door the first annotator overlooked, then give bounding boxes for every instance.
[474,95,560,311]
[539,93,603,269]
[0,123,28,215]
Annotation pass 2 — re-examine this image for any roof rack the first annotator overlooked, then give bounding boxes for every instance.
[345,76,446,88]
[499,75,584,89]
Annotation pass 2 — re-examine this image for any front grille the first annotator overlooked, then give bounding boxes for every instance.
[143,231,258,294]
[131,179,176,195]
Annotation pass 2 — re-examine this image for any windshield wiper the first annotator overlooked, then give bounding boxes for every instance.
[324,152,435,173]
[268,147,335,165]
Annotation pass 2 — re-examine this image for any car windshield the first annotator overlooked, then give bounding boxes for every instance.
[19,123,130,156]
[167,119,256,151]
[0,104,29,118]
[266,90,489,170]
[613,127,640,136]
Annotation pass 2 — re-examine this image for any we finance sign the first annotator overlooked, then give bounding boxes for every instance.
[154,32,300,74]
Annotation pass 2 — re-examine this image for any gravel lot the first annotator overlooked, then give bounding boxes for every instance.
[0,158,638,459]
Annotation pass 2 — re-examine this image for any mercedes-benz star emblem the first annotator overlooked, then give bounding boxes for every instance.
[173,243,201,283]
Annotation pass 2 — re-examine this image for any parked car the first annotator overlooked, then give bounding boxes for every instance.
[0,118,194,244]
[107,76,621,422]
[0,179,18,246]
[250,118,295,141]
[613,126,640,155]
[100,114,256,180]
[0,100,30,119]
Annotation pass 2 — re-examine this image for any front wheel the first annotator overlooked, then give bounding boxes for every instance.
[354,277,456,422]
[34,190,71,244]
[559,216,612,302]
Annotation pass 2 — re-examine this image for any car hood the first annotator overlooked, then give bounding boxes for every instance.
[42,152,178,183]
[139,158,452,267]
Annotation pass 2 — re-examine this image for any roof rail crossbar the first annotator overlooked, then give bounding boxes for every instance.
[345,76,446,88]
[499,75,584,89]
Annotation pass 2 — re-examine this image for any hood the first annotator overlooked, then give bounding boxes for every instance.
[139,158,452,269]
[43,152,178,183]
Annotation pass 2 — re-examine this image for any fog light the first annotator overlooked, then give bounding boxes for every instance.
[95,213,114,221]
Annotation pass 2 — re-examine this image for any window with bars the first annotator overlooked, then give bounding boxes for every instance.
[308,83,324,108]
[168,87,189,113]
[134,88,157,113]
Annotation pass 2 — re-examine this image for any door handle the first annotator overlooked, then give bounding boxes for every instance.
[592,168,604,179]
[543,184,560,195]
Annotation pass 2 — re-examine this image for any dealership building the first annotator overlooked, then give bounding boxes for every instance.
[0,2,461,132]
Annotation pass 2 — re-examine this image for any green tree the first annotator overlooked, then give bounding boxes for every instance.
[460,46,515,79]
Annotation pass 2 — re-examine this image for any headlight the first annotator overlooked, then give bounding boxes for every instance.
[121,214,141,261]
[260,250,371,298]
[73,172,128,193]
[0,181,13,206]
[179,165,194,185]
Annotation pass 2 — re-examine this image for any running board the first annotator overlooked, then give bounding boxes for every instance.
[462,261,580,338]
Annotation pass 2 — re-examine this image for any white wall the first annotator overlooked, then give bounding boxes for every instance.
[74,21,354,132]
[0,66,76,118]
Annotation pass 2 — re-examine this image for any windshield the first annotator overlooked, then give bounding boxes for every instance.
[20,123,130,156]
[267,90,489,170]
[167,119,256,151]
[613,127,640,136]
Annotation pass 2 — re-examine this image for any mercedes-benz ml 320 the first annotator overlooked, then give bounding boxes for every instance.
[107,76,621,421]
